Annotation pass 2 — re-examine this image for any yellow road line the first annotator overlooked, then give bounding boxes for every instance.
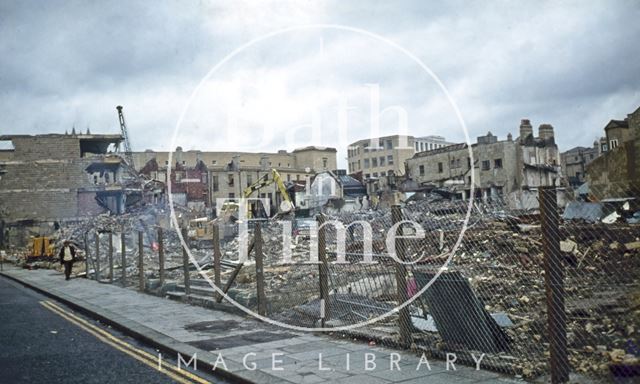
[42,301,212,384]
[40,301,213,384]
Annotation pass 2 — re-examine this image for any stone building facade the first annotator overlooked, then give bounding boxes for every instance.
[347,134,453,179]
[0,132,133,224]
[406,120,561,208]
[586,106,640,197]
[560,144,600,187]
[133,146,337,213]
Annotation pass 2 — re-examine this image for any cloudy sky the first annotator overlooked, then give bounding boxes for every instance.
[1,0,639,167]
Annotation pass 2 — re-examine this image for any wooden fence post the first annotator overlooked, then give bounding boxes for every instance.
[84,232,89,279]
[138,231,144,291]
[157,227,165,288]
[540,187,569,383]
[121,231,126,285]
[212,224,222,300]
[108,232,114,283]
[95,232,100,281]
[255,222,267,316]
[317,214,330,326]
[181,227,191,295]
[392,204,412,347]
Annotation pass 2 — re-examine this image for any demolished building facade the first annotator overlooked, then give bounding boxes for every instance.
[405,120,562,208]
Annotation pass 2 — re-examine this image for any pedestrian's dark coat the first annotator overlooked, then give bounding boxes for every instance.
[58,244,76,264]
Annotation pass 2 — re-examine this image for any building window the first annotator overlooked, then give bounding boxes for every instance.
[494,159,503,169]
[227,173,234,186]
[610,139,619,149]
[482,160,490,170]
[386,140,393,150]
[246,174,253,187]
[421,142,425,151]
[165,160,169,165]
[322,158,328,168]
[372,157,378,167]
[182,160,186,165]
[450,159,455,168]
[456,159,461,168]
[211,160,217,165]
[590,154,594,159]
[287,174,291,182]
[365,173,370,178]
[373,172,378,177]
[364,158,370,168]
[228,193,235,198]
[357,160,361,169]
[438,162,443,173]
[415,142,419,151]
[467,157,471,168]
[212,176,219,192]
[419,165,425,176]
[379,156,385,166]
[387,155,393,165]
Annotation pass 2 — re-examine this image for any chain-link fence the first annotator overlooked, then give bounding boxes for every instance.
[82,183,639,382]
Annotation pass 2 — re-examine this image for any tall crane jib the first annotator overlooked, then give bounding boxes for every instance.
[116,105,134,166]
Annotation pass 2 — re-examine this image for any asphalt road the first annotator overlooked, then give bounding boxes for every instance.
[0,275,222,384]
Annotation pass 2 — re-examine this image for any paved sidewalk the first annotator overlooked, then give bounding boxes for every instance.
[1,266,521,384]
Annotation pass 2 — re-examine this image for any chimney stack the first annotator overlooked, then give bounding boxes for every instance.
[538,124,554,140]
[519,119,533,141]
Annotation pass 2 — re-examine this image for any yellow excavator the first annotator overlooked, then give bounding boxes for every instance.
[188,169,295,244]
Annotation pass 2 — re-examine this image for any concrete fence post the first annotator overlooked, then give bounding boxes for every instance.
[255,222,267,316]
[121,231,126,285]
[212,223,222,300]
[138,231,144,292]
[540,187,569,383]
[108,232,114,283]
[95,232,100,281]
[181,227,191,295]
[317,214,330,326]
[392,204,412,347]
[157,227,165,288]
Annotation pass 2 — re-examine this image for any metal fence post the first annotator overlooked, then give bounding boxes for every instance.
[540,187,569,383]
[212,223,222,300]
[255,222,267,316]
[317,214,330,326]
[108,232,114,283]
[392,204,412,347]
[94,232,100,281]
[121,231,126,285]
[138,231,144,292]
[157,227,165,288]
[181,227,191,295]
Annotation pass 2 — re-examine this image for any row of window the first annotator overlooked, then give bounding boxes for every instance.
[347,139,394,157]
[349,155,394,171]
[417,158,503,176]
[364,170,394,179]
[415,141,446,152]
[211,173,304,192]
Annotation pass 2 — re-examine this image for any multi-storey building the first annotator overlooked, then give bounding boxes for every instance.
[133,146,337,213]
[560,144,601,187]
[0,131,136,224]
[405,120,561,208]
[346,134,453,179]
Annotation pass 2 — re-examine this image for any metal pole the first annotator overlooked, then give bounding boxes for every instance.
[108,232,114,283]
[392,204,412,347]
[138,231,144,292]
[255,222,267,316]
[181,227,191,295]
[157,227,165,288]
[540,187,569,383]
[317,214,330,326]
[121,231,126,285]
[212,223,222,300]
[95,232,100,281]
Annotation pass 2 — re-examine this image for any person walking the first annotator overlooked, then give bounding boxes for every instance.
[58,240,76,281]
